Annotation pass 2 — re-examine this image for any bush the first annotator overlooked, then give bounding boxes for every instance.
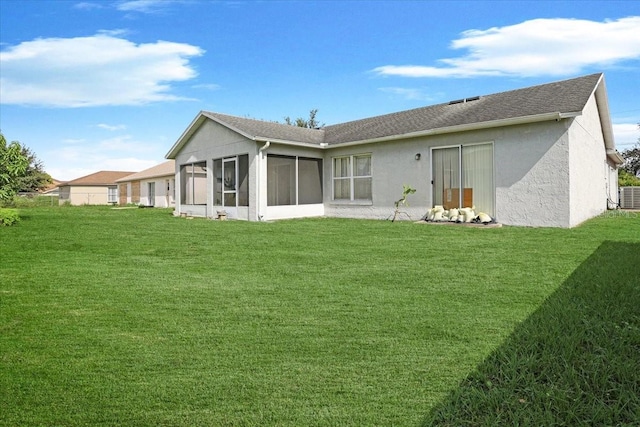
[619,169,640,186]
[0,208,21,226]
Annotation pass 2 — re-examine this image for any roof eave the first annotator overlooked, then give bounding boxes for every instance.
[328,112,567,148]
[165,111,208,159]
[607,149,625,165]
[253,136,324,148]
[593,75,616,153]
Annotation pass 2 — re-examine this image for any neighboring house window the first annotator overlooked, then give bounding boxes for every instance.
[332,154,372,201]
[180,162,207,205]
[213,154,249,207]
[107,186,118,204]
[267,155,323,206]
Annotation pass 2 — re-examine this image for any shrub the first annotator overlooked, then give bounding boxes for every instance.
[619,169,640,186]
[0,208,20,226]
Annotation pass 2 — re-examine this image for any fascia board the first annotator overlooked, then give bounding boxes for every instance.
[593,76,616,152]
[326,112,565,149]
[165,112,208,159]
[253,136,324,148]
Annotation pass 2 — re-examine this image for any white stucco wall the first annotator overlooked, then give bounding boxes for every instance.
[494,121,571,227]
[567,94,610,226]
[139,177,175,208]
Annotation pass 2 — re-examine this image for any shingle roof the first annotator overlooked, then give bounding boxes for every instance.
[323,73,602,145]
[115,160,175,183]
[202,112,325,145]
[61,171,135,186]
[167,73,606,158]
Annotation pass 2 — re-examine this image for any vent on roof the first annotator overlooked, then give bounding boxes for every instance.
[449,96,480,105]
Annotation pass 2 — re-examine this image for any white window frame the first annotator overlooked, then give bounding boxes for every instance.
[332,154,372,201]
[107,186,118,204]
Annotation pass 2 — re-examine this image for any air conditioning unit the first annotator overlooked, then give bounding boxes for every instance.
[620,187,640,209]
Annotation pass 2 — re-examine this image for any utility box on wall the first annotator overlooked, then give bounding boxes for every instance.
[620,187,640,209]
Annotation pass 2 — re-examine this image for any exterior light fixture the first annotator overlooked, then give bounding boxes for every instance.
[415,153,421,161]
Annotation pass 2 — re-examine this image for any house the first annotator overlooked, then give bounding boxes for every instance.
[58,171,134,206]
[165,73,623,228]
[114,160,176,207]
[41,178,62,196]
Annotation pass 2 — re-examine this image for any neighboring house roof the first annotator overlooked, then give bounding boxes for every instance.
[115,160,175,183]
[41,178,62,194]
[60,171,135,187]
[166,73,619,162]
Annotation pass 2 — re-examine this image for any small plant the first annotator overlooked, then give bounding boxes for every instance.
[0,208,21,226]
[391,184,416,222]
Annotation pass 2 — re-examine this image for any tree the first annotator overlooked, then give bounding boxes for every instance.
[620,122,640,178]
[283,109,324,129]
[0,133,29,201]
[15,144,53,193]
[619,169,640,186]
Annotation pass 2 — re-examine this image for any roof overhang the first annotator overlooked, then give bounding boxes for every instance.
[326,112,569,148]
[166,112,208,159]
[165,111,323,158]
[593,75,624,166]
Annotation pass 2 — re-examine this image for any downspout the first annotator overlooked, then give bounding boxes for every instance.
[257,140,271,221]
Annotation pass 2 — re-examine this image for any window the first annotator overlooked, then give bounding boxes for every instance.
[432,143,494,215]
[332,154,372,201]
[107,186,117,204]
[267,155,322,206]
[180,162,207,205]
[213,155,249,207]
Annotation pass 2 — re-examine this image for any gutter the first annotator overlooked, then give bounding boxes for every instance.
[606,149,625,166]
[327,112,569,149]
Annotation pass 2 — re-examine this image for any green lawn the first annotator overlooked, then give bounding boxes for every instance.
[1,207,639,426]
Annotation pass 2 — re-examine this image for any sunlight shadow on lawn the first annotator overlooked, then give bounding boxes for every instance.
[422,241,640,426]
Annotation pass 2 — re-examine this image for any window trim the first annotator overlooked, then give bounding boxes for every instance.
[332,153,372,202]
[107,186,118,204]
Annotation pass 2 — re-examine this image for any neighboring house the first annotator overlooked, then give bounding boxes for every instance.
[165,73,623,228]
[115,160,176,208]
[40,178,62,196]
[58,171,134,206]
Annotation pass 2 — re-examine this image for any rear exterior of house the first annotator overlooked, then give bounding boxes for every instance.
[115,161,176,208]
[166,73,623,228]
[58,171,134,206]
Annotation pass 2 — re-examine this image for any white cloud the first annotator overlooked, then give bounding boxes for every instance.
[74,2,104,10]
[379,87,437,102]
[116,0,183,13]
[47,135,163,180]
[97,123,127,131]
[373,17,640,78]
[192,83,221,91]
[613,123,640,149]
[0,33,204,107]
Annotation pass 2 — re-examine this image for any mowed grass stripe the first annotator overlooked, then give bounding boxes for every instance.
[1,207,638,426]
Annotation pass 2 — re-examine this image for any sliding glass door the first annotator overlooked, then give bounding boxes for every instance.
[432,143,494,215]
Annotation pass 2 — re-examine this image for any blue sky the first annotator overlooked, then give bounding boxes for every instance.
[1,0,639,181]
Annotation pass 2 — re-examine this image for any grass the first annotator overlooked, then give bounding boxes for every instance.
[1,207,639,426]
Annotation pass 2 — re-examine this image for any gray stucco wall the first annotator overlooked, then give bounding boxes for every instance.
[174,120,258,219]
[324,120,575,227]
[174,112,610,227]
